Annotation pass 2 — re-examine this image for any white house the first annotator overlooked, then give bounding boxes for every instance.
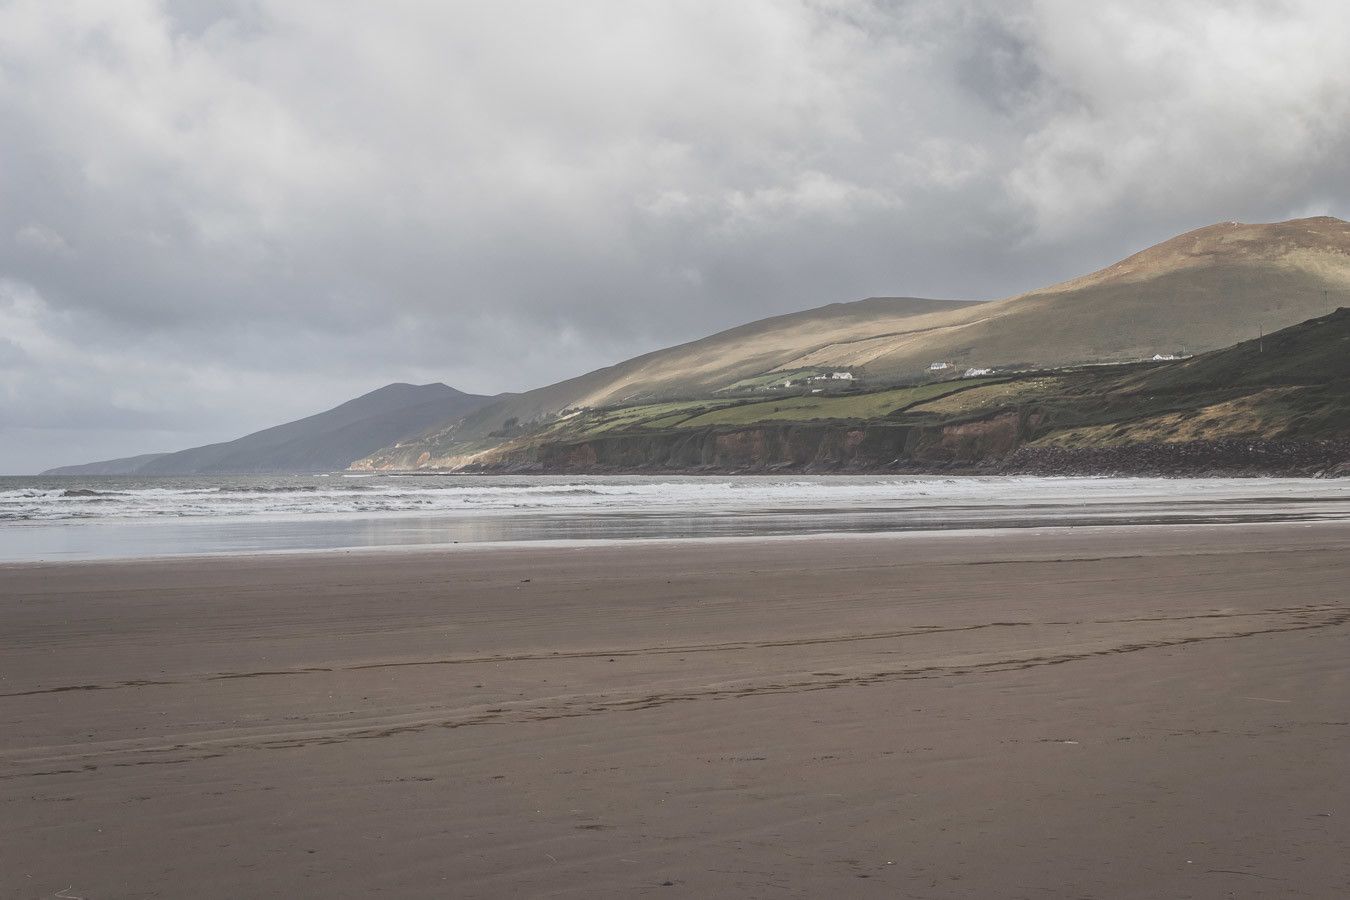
[928,361,952,371]
[830,371,854,380]
[963,367,994,378]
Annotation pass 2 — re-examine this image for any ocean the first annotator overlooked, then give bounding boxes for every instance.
[2,472,1349,562]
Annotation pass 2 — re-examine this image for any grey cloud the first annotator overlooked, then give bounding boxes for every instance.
[1,0,1348,472]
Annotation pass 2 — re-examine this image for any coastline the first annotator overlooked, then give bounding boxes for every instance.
[5,472,1350,563]
[1,517,1348,570]
[4,522,1348,897]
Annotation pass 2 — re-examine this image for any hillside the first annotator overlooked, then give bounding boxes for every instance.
[38,452,172,476]
[431,308,1350,476]
[1016,307,1350,456]
[44,383,496,476]
[821,216,1350,376]
[358,216,1350,470]
[355,296,979,468]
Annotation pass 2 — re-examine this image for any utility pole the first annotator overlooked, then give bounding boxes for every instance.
[1325,288,1330,316]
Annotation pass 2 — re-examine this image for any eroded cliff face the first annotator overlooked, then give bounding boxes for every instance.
[366,403,1348,476]
[906,411,1029,463]
[462,412,1035,473]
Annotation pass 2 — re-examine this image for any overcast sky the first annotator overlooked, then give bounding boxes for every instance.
[3,0,1349,473]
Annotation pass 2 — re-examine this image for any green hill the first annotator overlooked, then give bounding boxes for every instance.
[440,309,1350,476]
[1022,308,1350,451]
[356,216,1350,471]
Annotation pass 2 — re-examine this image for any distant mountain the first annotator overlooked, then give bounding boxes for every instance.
[41,452,172,476]
[44,383,496,476]
[357,216,1350,470]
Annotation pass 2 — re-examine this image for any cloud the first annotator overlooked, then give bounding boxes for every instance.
[14,224,74,256]
[0,0,1347,471]
[1003,0,1350,240]
[0,278,449,471]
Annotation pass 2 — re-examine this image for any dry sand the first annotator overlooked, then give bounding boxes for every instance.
[2,524,1348,898]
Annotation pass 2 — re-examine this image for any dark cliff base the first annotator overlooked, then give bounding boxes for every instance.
[461,422,1350,478]
[999,440,1350,478]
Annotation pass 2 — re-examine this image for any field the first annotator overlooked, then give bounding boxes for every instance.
[906,376,1066,416]
[675,379,999,427]
[713,368,830,393]
[539,400,739,437]
[525,379,1004,439]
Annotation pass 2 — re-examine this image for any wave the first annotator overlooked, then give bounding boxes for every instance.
[1,474,1345,525]
[528,487,602,496]
[213,486,320,494]
[212,484,378,494]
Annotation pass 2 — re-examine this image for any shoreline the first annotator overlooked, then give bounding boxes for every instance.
[2,488,1350,566]
[0,514,1345,568]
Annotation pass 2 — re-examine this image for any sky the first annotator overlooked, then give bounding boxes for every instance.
[3,0,1349,473]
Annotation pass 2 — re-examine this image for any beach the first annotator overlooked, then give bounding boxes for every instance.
[2,523,1348,898]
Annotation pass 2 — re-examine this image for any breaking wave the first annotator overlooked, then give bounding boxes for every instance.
[2,473,1348,526]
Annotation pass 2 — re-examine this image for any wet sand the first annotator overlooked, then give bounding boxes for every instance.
[2,523,1348,898]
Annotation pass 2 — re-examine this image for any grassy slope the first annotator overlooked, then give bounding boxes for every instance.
[906,377,1067,416]
[1025,307,1350,446]
[676,380,999,426]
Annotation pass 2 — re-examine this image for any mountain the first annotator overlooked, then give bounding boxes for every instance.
[39,452,172,476]
[786,216,1350,373]
[357,215,1350,470]
[437,308,1350,476]
[43,383,496,476]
